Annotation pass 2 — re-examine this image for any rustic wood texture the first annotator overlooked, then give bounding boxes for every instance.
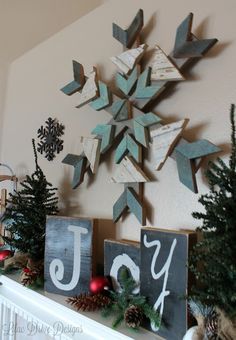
[151,45,184,81]
[140,227,197,340]
[111,99,131,122]
[90,81,111,111]
[112,9,144,48]
[116,66,138,96]
[115,133,142,164]
[135,67,164,99]
[81,137,101,174]
[110,155,149,183]
[113,186,145,225]
[175,139,221,192]
[91,124,116,153]
[134,112,162,147]
[76,67,99,108]
[111,44,147,75]
[150,119,189,170]
[104,239,140,292]
[62,154,87,189]
[44,216,97,296]
[60,60,85,96]
[173,13,218,58]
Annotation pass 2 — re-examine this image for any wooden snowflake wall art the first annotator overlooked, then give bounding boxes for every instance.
[61,10,220,225]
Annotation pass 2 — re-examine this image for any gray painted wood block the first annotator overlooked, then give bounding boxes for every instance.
[44,216,97,296]
[104,239,140,291]
[140,227,197,340]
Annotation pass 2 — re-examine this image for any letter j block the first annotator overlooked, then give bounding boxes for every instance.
[140,227,197,340]
[44,216,97,296]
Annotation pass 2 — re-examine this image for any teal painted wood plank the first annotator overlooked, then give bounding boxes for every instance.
[62,154,87,189]
[111,99,126,117]
[135,112,161,127]
[111,99,130,121]
[127,187,145,225]
[116,66,138,95]
[112,9,144,48]
[115,135,128,163]
[173,13,218,58]
[175,151,197,193]
[135,67,163,99]
[61,61,85,96]
[127,134,141,163]
[175,140,220,159]
[91,124,115,153]
[90,81,111,111]
[134,121,148,147]
[113,189,128,222]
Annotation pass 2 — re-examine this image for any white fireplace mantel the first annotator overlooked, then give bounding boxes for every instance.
[0,274,162,340]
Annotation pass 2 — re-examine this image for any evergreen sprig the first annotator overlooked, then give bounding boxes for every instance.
[102,268,160,330]
[189,104,236,318]
[3,139,58,260]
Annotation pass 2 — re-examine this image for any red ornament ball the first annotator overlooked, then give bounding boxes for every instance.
[0,249,13,261]
[89,276,111,294]
[23,267,31,274]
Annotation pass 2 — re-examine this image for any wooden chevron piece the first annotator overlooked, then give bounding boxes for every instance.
[112,9,144,48]
[173,13,218,58]
[150,119,188,170]
[81,137,101,174]
[151,45,184,81]
[175,140,221,192]
[134,112,161,147]
[135,67,164,99]
[110,156,149,183]
[91,124,115,153]
[90,81,111,111]
[115,133,142,164]
[62,154,87,189]
[113,187,145,225]
[111,44,147,75]
[76,67,99,108]
[116,66,138,96]
[111,99,131,121]
[60,60,85,96]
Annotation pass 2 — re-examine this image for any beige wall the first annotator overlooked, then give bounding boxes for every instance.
[1,0,235,241]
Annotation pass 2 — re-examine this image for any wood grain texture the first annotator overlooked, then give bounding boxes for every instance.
[81,137,101,174]
[91,124,116,153]
[111,44,147,75]
[44,216,96,296]
[150,119,188,170]
[90,81,111,111]
[104,239,140,292]
[173,13,218,58]
[76,67,98,108]
[175,151,198,193]
[116,66,138,96]
[110,155,149,183]
[111,99,131,122]
[112,9,144,48]
[140,227,197,340]
[135,67,164,99]
[115,133,141,164]
[151,45,184,81]
[60,60,85,96]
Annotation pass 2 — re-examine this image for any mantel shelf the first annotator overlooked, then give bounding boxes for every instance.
[0,274,162,340]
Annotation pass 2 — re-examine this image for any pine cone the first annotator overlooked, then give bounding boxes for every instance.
[205,310,219,339]
[67,293,112,312]
[124,305,144,328]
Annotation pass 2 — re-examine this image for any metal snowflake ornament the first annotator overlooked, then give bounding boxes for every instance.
[61,10,220,225]
[37,117,65,161]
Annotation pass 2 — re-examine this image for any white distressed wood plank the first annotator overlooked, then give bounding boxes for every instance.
[81,137,101,174]
[150,119,188,170]
[151,45,184,81]
[76,67,98,108]
[110,155,149,183]
[111,44,147,74]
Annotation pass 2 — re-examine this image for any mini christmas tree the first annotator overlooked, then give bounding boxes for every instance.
[189,104,236,318]
[3,139,58,260]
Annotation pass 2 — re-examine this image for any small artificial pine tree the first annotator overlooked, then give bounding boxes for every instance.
[189,104,236,318]
[3,139,58,260]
